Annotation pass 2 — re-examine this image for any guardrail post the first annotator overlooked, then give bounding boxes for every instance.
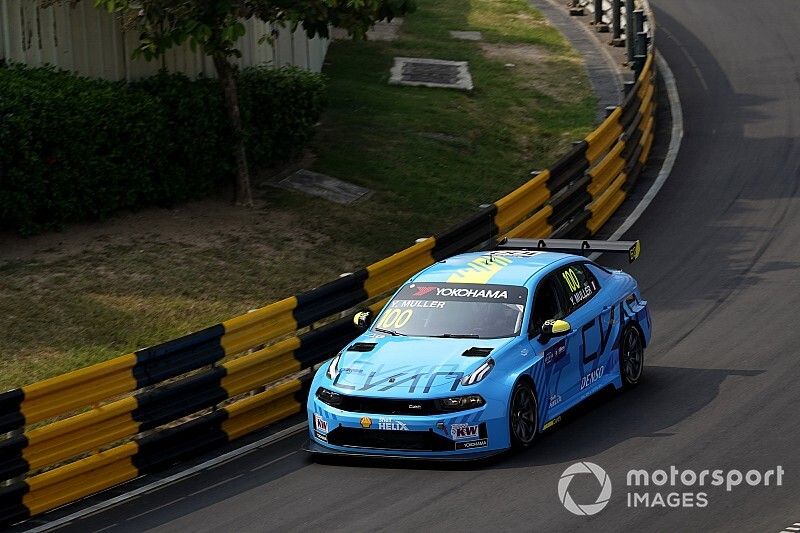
[593,0,609,32]
[477,204,496,251]
[623,80,635,95]
[2,428,25,487]
[611,0,624,45]
[632,9,648,76]
[604,105,617,117]
[625,0,635,62]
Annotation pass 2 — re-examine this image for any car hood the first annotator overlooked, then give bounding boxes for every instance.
[330,335,515,397]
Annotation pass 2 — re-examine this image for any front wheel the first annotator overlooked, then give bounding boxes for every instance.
[509,380,539,449]
[620,324,645,388]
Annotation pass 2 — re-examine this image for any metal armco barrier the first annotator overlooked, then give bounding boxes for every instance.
[0,1,657,526]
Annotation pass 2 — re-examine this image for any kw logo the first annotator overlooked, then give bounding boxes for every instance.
[447,255,513,284]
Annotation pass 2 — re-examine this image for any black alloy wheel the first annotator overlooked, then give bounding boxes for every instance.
[510,380,538,448]
[620,324,645,387]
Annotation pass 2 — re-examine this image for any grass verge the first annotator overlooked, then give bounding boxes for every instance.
[0,0,594,390]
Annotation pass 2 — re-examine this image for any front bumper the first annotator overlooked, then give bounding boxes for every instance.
[306,395,510,458]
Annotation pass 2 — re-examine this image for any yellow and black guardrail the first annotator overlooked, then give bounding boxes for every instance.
[0,2,657,525]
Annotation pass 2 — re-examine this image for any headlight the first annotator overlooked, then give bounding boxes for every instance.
[435,394,485,411]
[326,353,341,381]
[461,358,495,386]
[316,387,343,407]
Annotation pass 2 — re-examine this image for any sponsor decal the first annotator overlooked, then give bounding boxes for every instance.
[400,283,527,304]
[378,418,409,431]
[455,438,488,450]
[542,416,561,430]
[436,287,508,299]
[450,423,479,440]
[360,416,372,428]
[314,431,328,442]
[580,366,605,390]
[544,339,567,365]
[548,394,562,408]
[413,286,437,297]
[408,403,423,410]
[333,363,464,394]
[313,414,328,435]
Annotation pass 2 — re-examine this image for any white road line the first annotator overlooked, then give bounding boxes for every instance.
[124,496,186,522]
[661,25,709,91]
[250,450,299,472]
[23,422,308,533]
[184,473,244,498]
[589,50,683,260]
[89,523,119,533]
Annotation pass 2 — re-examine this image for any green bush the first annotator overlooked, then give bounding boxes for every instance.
[0,63,326,233]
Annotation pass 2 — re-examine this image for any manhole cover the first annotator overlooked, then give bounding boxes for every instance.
[390,58,473,90]
[277,170,372,205]
[449,30,483,41]
[403,62,460,84]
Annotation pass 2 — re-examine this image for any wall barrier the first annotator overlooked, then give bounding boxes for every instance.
[0,1,657,526]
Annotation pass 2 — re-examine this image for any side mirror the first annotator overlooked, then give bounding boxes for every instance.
[538,319,571,341]
[353,310,373,330]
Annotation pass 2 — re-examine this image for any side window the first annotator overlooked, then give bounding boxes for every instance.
[557,263,600,313]
[530,276,566,334]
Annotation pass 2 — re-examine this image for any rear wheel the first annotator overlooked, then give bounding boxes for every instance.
[509,380,538,448]
[620,324,645,388]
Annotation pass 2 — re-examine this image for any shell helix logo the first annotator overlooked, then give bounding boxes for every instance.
[558,462,612,516]
[360,417,372,428]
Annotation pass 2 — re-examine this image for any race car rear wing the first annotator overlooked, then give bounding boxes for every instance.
[496,238,641,263]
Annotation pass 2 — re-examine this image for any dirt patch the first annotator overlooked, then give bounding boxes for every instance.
[0,199,323,264]
[479,42,588,102]
[479,42,553,63]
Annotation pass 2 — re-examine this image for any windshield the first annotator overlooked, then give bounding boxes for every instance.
[372,282,528,339]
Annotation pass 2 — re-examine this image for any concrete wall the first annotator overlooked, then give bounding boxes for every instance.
[0,1,329,79]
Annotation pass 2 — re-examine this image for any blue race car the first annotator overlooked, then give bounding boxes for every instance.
[305,239,651,459]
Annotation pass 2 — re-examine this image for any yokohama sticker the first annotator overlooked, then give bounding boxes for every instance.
[455,438,488,450]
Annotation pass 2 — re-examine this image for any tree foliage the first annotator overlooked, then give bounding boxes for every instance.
[86,0,415,206]
[93,0,416,61]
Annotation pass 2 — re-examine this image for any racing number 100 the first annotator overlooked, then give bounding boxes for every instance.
[378,309,413,329]
[562,269,581,292]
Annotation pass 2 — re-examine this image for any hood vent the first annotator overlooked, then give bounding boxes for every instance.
[347,342,377,352]
[462,347,493,357]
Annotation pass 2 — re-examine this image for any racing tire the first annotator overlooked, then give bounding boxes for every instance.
[509,380,539,449]
[620,324,645,389]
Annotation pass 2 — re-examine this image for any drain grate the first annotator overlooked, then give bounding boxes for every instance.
[402,62,460,85]
[390,58,473,91]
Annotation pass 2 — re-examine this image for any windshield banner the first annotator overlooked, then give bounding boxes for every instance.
[396,283,528,304]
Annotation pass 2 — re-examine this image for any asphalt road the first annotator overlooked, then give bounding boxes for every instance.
[43,1,800,531]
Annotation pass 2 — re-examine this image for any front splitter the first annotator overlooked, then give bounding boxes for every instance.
[302,439,506,462]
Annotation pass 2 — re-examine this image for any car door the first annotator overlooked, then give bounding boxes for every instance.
[527,273,579,420]
[554,262,611,402]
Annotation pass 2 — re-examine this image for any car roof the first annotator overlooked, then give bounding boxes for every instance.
[411,250,577,287]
